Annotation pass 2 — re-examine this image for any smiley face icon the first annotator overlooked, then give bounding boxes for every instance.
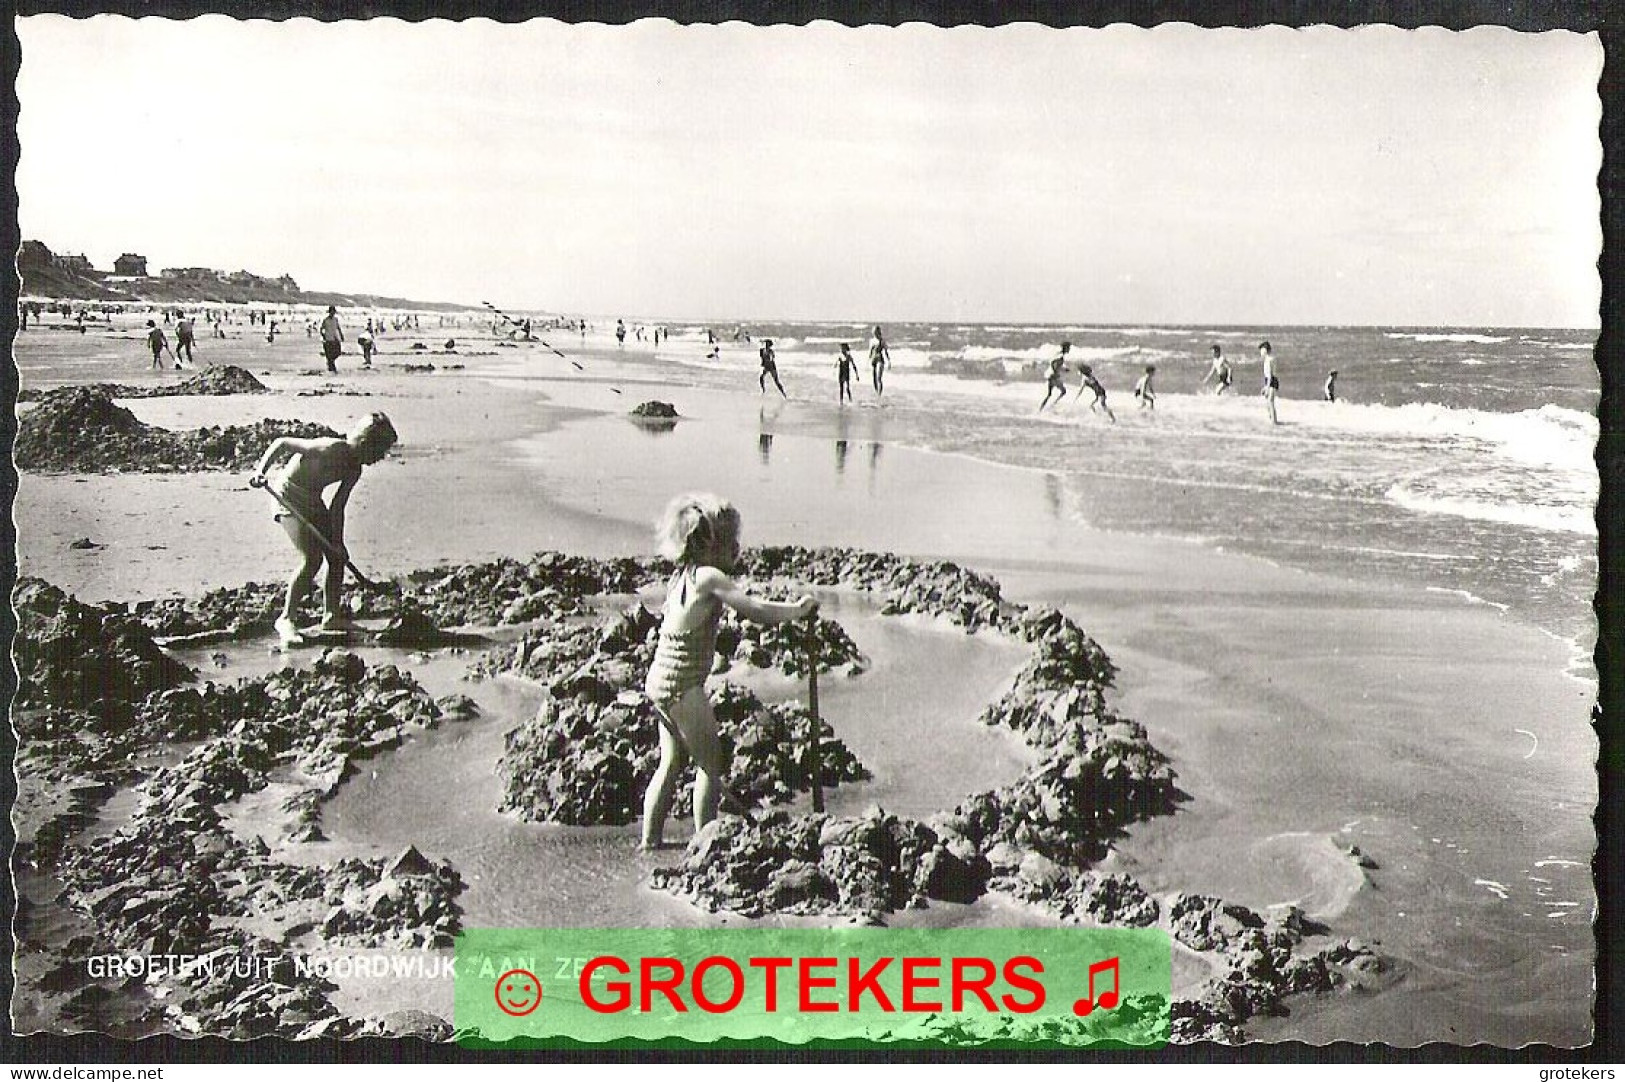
[495,969,542,1016]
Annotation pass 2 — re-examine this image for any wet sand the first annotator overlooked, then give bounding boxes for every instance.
[11,320,1597,1044]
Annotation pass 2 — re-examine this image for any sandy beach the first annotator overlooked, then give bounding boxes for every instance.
[9,314,1596,1047]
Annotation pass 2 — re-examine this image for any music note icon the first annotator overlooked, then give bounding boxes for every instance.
[1072,956,1121,1016]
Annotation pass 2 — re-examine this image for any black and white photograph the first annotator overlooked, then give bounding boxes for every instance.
[5,10,1608,1058]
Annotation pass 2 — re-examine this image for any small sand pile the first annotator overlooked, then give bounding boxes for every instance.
[651,808,950,919]
[16,386,337,473]
[401,553,650,627]
[13,577,195,722]
[155,364,270,396]
[718,610,868,676]
[740,546,1016,633]
[18,365,268,403]
[42,649,462,1038]
[630,401,680,419]
[500,680,869,826]
[139,581,289,639]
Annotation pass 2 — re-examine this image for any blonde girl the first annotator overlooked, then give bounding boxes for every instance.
[641,494,817,849]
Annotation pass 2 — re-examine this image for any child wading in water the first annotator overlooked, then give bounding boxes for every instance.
[1133,364,1157,410]
[1078,364,1117,423]
[1039,342,1070,411]
[251,413,399,645]
[641,494,817,849]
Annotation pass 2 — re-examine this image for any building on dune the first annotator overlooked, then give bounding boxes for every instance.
[161,266,226,282]
[114,253,148,277]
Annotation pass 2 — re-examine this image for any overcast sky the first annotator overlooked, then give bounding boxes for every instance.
[15,17,1602,327]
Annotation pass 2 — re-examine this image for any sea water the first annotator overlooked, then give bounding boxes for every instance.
[638,321,1598,669]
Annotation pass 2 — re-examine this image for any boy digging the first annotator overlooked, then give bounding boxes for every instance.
[251,413,399,645]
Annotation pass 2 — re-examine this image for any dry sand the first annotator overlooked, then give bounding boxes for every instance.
[10,315,1596,1045]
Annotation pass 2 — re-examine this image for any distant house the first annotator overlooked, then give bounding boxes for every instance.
[54,253,94,275]
[162,266,222,282]
[276,274,299,293]
[18,240,52,272]
[114,253,148,276]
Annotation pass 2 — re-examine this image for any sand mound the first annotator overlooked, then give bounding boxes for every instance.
[741,546,1018,633]
[18,365,268,403]
[500,680,870,826]
[402,553,649,628]
[41,648,461,1038]
[652,808,951,919]
[161,364,269,396]
[13,577,194,723]
[16,386,337,473]
[630,400,680,419]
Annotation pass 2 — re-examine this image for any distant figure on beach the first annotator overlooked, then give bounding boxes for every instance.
[640,493,817,849]
[358,330,375,368]
[251,412,399,646]
[758,339,787,398]
[616,320,627,348]
[1260,341,1280,424]
[1039,342,1071,411]
[706,328,716,345]
[174,314,196,365]
[1324,369,1338,403]
[836,343,856,404]
[18,302,26,331]
[145,320,169,370]
[319,306,344,373]
[1202,345,1232,395]
[1078,364,1116,423]
[869,326,890,396]
[1133,365,1157,410]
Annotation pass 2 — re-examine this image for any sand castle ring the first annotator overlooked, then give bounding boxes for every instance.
[12,547,1386,1043]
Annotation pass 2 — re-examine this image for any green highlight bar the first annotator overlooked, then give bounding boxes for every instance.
[455,927,1169,1049]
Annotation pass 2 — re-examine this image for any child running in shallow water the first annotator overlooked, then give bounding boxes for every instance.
[641,494,817,849]
[1133,365,1157,410]
[251,413,399,644]
[1078,364,1117,423]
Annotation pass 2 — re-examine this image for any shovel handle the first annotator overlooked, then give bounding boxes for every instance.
[251,475,378,588]
[806,615,823,813]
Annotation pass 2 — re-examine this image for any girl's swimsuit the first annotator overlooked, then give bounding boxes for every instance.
[644,570,721,704]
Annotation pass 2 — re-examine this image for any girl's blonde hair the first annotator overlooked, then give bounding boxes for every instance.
[655,493,742,568]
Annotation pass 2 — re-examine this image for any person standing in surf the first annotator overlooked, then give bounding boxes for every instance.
[1133,364,1157,410]
[1201,345,1232,395]
[144,319,169,370]
[1260,340,1280,424]
[640,494,818,849]
[1078,364,1116,423]
[868,326,890,397]
[758,339,787,398]
[836,343,856,404]
[1324,369,1338,403]
[1039,341,1071,411]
